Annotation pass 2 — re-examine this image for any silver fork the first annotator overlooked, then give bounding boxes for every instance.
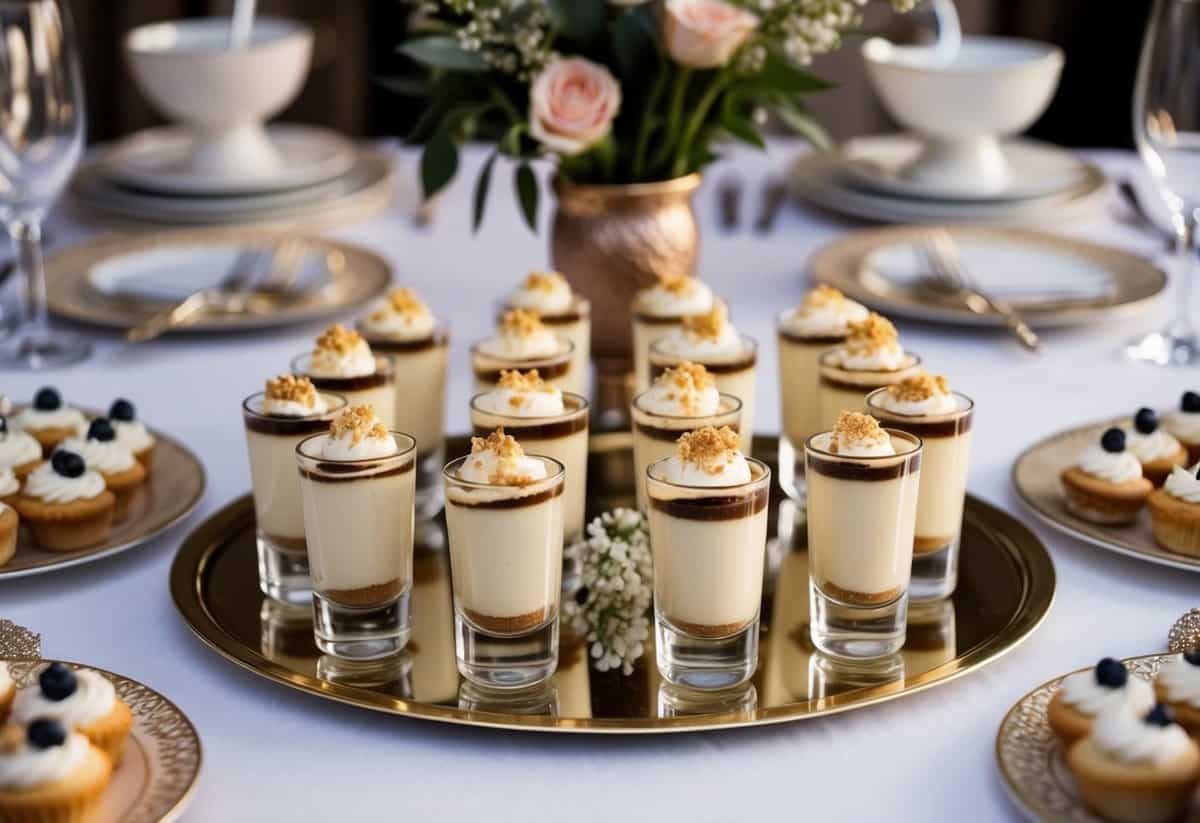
[920,229,1042,353]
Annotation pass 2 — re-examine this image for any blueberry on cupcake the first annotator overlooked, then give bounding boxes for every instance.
[11,450,115,551]
[107,398,157,471]
[1061,428,1153,525]
[1125,408,1188,487]
[55,418,146,522]
[0,718,113,823]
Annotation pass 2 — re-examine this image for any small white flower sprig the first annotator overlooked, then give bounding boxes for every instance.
[564,508,653,676]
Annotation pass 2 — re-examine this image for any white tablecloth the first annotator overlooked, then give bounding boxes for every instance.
[5,142,1196,822]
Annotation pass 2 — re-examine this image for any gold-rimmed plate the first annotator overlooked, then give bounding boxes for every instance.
[995,654,1187,822]
[1012,417,1200,573]
[170,433,1054,734]
[810,225,1166,329]
[3,658,202,822]
[45,228,392,335]
[0,419,206,580]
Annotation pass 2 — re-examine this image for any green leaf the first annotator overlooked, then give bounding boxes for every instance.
[720,109,765,150]
[610,6,657,79]
[515,163,539,232]
[752,52,834,94]
[420,132,459,199]
[548,0,607,44]
[771,104,832,152]
[397,37,486,72]
[472,153,498,232]
[375,76,429,97]
[500,123,525,156]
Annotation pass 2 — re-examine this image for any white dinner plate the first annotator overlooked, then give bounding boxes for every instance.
[837,134,1098,202]
[98,124,356,196]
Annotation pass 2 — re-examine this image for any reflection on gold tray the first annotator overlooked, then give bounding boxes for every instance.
[3,659,202,822]
[0,422,206,580]
[995,654,1186,822]
[171,433,1054,734]
[1012,417,1200,573]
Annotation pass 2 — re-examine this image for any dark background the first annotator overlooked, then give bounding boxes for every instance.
[70,0,1150,149]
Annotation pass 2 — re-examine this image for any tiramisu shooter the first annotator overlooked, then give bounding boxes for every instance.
[358,288,448,519]
[0,416,42,479]
[242,375,346,603]
[817,313,921,432]
[292,324,396,429]
[443,430,565,687]
[648,300,757,454]
[867,373,974,601]
[777,286,869,473]
[471,309,575,394]
[631,361,741,512]
[297,405,416,659]
[632,274,715,392]
[505,271,590,396]
[469,369,588,542]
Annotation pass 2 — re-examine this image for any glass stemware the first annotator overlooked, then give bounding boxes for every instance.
[0,0,88,369]
[1128,0,1200,365]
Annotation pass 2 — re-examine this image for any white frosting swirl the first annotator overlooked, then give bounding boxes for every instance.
[57,437,135,475]
[508,272,574,315]
[262,393,329,418]
[1164,464,1200,503]
[12,668,117,728]
[321,411,398,461]
[359,292,437,341]
[636,277,714,318]
[475,386,565,418]
[655,324,744,359]
[1125,427,1184,463]
[0,429,40,469]
[1166,410,1200,444]
[1091,703,1194,766]
[478,325,562,359]
[1076,444,1143,484]
[780,290,869,337]
[640,379,720,417]
[113,420,155,454]
[15,406,86,432]
[459,448,548,485]
[661,450,751,486]
[827,342,907,371]
[1158,654,1200,708]
[308,336,377,379]
[1058,668,1155,716]
[0,731,90,790]
[22,461,106,504]
[0,466,17,497]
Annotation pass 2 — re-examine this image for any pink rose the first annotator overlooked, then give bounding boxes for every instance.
[529,58,622,156]
[665,0,759,69]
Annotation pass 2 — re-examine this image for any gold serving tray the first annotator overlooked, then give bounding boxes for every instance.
[171,433,1054,734]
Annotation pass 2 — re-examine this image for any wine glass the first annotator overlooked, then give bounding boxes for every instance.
[0,0,88,369]
[1129,0,1200,366]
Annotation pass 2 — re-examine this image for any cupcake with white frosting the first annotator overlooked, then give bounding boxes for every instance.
[1155,651,1200,737]
[1048,657,1156,744]
[1166,391,1200,465]
[0,417,42,480]
[1060,427,1153,525]
[0,500,17,568]
[1067,702,1200,823]
[1125,407,1188,486]
[0,718,112,823]
[12,451,115,551]
[14,388,87,455]
[1147,462,1200,558]
[11,663,133,765]
[107,398,157,471]
[57,419,146,522]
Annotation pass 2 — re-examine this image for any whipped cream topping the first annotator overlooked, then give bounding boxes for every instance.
[56,436,134,475]
[825,313,908,371]
[22,459,106,504]
[262,375,329,418]
[1076,444,1143,485]
[12,668,117,728]
[640,362,720,417]
[15,405,86,432]
[875,372,958,416]
[1167,409,1200,444]
[1158,654,1200,708]
[307,325,378,379]
[474,370,565,418]
[827,412,895,457]
[661,426,751,487]
[1058,667,1154,716]
[0,662,9,694]
[113,420,155,454]
[0,426,41,469]
[1091,703,1194,766]
[459,429,548,486]
[0,466,17,497]
[654,300,745,359]
[0,727,90,790]
[1164,464,1200,503]
[478,310,563,360]
[780,285,870,338]
[321,406,397,460]
[636,276,714,318]
[359,288,437,341]
[508,271,574,316]
[1125,427,1184,463]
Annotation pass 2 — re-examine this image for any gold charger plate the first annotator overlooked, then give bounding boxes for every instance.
[3,658,202,822]
[810,225,1166,328]
[170,433,1054,733]
[0,421,206,580]
[995,654,1194,822]
[1012,417,1200,573]
[44,228,392,335]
